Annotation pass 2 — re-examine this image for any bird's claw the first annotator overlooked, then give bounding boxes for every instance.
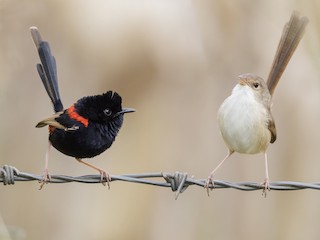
[204,175,215,196]
[39,169,51,190]
[261,178,270,197]
[99,170,111,189]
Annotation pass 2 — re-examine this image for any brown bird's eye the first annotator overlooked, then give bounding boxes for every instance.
[253,82,259,88]
[103,108,112,116]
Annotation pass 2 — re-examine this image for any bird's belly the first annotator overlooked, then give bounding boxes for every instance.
[218,95,271,154]
[49,127,113,158]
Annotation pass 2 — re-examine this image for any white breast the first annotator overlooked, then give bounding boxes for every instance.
[217,84,271,154]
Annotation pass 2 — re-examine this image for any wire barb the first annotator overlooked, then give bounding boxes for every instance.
[163,172,190,199]
[2,165,320,195]
[1,165,20,185]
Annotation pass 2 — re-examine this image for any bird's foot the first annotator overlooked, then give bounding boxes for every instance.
[261,178,270,197]
[204,175,215,196]
[39,168,51,190]
[75,158,112,189]
[98,169,112,189]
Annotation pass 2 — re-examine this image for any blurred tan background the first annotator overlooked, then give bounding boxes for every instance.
[1,0,320,239]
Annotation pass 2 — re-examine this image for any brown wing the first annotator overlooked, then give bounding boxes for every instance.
[268,115,277,143]
[35,111,66,129]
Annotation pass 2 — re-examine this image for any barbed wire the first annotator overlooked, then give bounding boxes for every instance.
[1,165,320,198]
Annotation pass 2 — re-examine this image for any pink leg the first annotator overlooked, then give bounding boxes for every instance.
[39,141,52,190]
[204,150,233,196]
[76,158,111,189]
[261,152,270,197]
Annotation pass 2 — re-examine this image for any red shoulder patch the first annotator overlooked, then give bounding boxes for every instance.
[49,126,55,134]
[67,105,89,127]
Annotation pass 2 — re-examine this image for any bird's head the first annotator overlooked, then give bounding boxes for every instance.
[237,73,271,106]
[75,91,135,123]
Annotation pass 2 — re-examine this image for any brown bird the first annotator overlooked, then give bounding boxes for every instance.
[204,12,308,196]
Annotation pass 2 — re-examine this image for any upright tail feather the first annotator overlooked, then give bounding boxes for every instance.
[266,12,308,97]
[30,26,63,113]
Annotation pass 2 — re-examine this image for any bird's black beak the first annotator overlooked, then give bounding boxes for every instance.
[114,108,135,117]
[120,108,135,114]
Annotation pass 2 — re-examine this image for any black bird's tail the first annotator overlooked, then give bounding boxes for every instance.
[30,26,63,113]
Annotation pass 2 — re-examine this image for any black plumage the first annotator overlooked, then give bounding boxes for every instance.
[30,26,134,189]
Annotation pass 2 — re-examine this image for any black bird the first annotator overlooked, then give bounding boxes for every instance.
[30,27,135,189]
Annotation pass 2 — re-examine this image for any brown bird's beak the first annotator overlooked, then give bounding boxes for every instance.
[239,79,246,86]
[238,76,248,86]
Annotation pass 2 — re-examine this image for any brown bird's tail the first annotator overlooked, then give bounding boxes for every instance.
[267,11,309,97]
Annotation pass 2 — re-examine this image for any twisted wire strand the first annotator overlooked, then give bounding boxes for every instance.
[2,165,320,197]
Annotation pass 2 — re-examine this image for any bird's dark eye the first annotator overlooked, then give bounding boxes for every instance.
[103,108,112,116]
[253,82,259,88]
